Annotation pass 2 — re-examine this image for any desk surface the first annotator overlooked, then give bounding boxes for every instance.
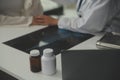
[0,26,103,80]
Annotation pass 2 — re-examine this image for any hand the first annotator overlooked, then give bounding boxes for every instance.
[30,16,40,25]
[33,15,58,26]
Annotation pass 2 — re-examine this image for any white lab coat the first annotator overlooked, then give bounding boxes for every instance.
[58,0,120,34]
[52,0,77,5]
[0,0,43,26]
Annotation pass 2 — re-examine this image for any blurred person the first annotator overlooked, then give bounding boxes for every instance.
[0,0,43,26]
[33,0,120,35]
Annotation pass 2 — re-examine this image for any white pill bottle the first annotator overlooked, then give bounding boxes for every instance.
[41,48,56,75]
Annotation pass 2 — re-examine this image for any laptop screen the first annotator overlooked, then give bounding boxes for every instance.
[61,50,120,80]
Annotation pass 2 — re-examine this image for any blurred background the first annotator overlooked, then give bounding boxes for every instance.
[41,0,77,18]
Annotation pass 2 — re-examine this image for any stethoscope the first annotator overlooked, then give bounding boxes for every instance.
[77,0,83,12]
[77,0,84,17]
[77,0,92,17]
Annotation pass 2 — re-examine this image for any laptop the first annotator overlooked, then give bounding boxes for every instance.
[61,50,120,80]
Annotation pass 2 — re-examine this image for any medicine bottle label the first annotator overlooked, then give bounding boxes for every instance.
[30,56,41,72]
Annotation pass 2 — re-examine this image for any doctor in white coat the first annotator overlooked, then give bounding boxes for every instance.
[0,0,43,26]
[34,0,120,34]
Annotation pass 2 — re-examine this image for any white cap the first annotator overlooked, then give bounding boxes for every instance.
[43,48,53,57]
[30,49,40,57]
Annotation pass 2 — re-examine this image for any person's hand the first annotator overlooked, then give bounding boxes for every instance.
[32,15,58,26]
[30,16,40,25]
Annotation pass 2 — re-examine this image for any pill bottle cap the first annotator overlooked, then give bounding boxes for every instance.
[30,49,40,57]
[43,48,53,57]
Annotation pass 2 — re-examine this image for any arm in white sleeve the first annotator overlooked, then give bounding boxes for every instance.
[0,15,33,26]
[58,0,110,34]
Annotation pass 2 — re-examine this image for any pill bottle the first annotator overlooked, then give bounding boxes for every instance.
[41,48,56,75]
[30,49,41,72]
